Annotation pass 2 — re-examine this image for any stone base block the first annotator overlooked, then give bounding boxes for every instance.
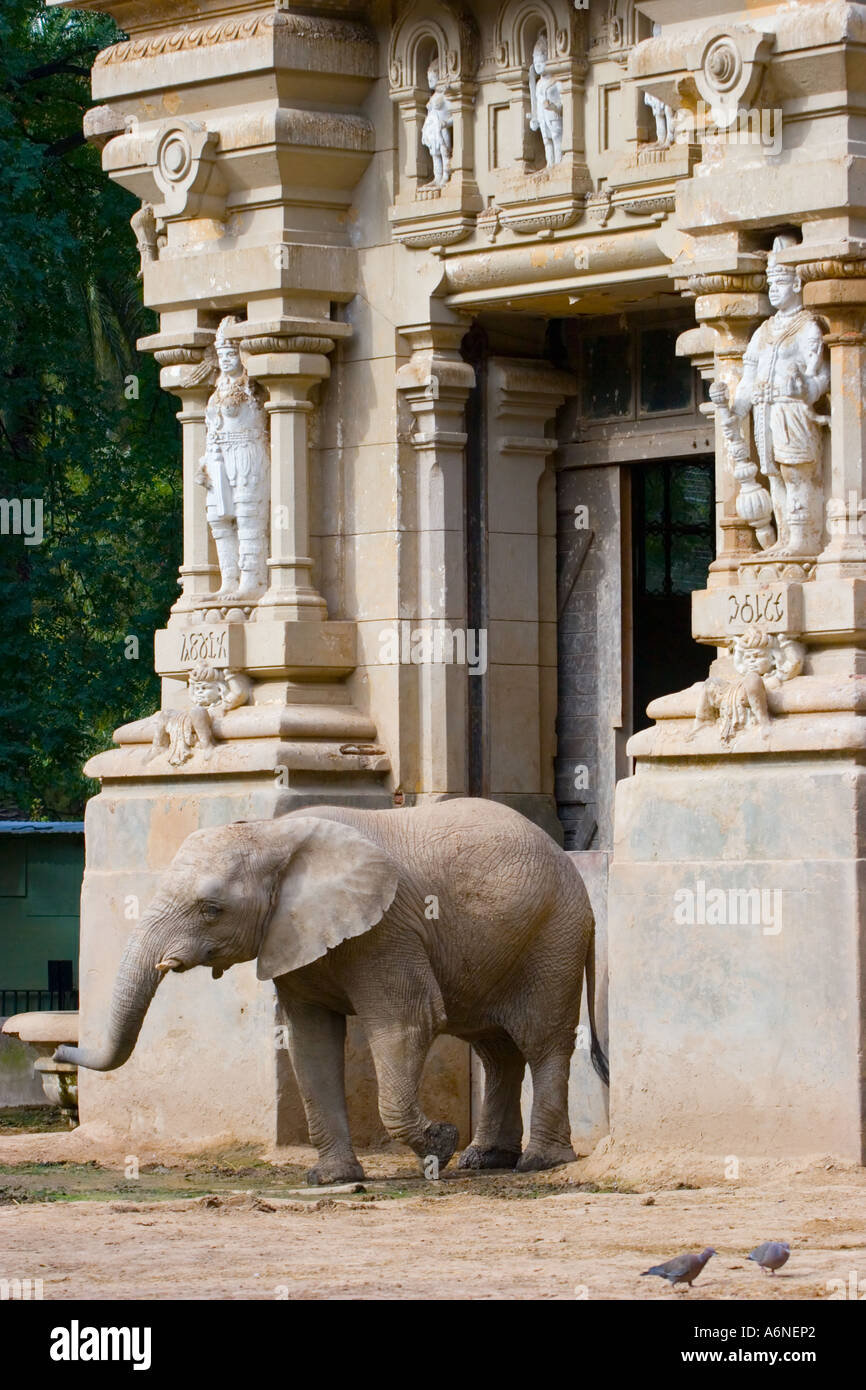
[608,756,865,1161]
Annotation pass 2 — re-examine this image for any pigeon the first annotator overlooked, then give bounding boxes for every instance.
[641,1247,716,1289]
[748,1241,790,1275]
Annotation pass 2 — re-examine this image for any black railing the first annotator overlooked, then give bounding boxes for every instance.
[0,989,79,1016]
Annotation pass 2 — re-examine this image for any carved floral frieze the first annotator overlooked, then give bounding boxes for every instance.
[95,12,374,66]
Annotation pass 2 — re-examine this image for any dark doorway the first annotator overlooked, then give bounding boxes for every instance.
[632,458,715,732]
[47,958,76,1009]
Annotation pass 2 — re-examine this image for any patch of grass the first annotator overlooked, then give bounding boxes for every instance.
[0,1106,69,1134]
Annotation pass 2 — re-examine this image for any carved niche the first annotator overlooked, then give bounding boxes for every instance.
[491,0,590,235]
[388,0,482,249]
[588,1,651,67]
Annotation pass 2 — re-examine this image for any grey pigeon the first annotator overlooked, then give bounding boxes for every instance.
[641,1247,716,1289]
[748,1241,790,1275]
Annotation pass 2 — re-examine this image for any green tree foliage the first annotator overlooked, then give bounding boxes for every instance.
[0,1,181,818]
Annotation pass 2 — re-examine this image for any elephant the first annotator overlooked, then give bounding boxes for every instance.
[57,797,607,1182]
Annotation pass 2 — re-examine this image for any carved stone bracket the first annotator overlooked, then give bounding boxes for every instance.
[104,118,227,223]
[684,23,774,130]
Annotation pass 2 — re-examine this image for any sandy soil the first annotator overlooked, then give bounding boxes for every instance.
[1,1130,864,1300]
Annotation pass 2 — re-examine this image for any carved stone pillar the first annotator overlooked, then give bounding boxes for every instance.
[486,358,575,834]
[237,320,349,621]
[677,272,770,588]
[396,323,475,796]
[138,327,220,618]
[801,264,866,577]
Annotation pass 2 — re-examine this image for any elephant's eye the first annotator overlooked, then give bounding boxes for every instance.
[200,901,222,921]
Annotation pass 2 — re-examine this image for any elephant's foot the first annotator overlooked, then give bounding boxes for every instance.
[419,1121,459,1172]
[305,1156,366,1186]
[457,1145,521,1171]
[516,1142,577,1173]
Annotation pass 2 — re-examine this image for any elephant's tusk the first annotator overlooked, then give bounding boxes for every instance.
[155,958,180,974]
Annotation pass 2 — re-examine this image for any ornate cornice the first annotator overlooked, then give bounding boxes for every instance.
[96,11,371,65]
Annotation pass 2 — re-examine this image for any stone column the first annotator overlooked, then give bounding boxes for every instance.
[486,357,574,834]
[138,328,220,617]
[396,323,474,797]
[239,324,337,622]
[801,263,866,578]
[677,272,769,588]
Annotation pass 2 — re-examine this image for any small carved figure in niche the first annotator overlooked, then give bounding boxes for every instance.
[643,92,675,148]
[529,33,563,168]
[420,61,453,188]
[195,317,270,599]
[691,629,805,744]
[711,236,830,558]
[147,664,251,766]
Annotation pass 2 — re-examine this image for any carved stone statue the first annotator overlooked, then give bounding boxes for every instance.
[711,237,830,558]
[195,317,270,600]
[147,663,251,766]
[691,628,805,743]
[529,34,563,168]
[130,202,159,276]
[420,62,453,188]
[644,92,675,148]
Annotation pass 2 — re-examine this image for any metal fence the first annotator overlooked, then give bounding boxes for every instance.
[0,989,79,1016]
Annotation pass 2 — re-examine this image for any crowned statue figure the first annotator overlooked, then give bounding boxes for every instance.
[711,236,830,558]
[195,317,270,600]
[529,33,563,168]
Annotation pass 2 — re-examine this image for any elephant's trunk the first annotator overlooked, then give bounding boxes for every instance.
[54,917,172,1072]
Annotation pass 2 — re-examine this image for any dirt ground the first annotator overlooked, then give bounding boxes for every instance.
[1,1124,864,1300]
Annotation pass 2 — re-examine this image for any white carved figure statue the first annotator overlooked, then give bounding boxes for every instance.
[691,628,805,744]
[529,34,563,168]
[420,62,453,188]
[644,92,675,148]
[147,664,252,766]
[196,317,270,599]
[711,236,830,558]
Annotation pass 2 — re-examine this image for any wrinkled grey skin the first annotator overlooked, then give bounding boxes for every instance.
[57,798,607,1183]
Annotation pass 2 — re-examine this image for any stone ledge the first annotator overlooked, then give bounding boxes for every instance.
[85,736,390,783]
[154,618,357,680]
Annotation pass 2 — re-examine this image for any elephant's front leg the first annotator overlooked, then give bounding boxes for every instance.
[362,1020,458,1175]
[277,989,364,1186]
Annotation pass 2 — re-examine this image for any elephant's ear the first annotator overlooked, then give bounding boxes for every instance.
[257,817,399,979]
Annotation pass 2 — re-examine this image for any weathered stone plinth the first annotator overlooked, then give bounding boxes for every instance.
[608,734,866,1162]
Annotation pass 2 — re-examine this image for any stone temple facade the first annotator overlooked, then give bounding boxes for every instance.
[58,0,866,1163]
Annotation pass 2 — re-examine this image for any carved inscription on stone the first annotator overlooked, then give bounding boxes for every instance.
[725,589,787,631]
[179,628,229,666]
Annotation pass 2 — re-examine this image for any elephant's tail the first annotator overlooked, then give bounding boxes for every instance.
[585,925,609,1087]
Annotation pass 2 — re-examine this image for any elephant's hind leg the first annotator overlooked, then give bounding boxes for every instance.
[517,1042,578,1172]
[458,1032,525,1170]
[277,990,365,1186]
